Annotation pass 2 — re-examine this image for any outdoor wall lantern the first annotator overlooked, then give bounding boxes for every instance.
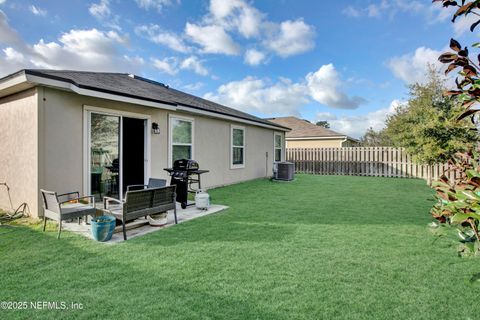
[152,122,160,134]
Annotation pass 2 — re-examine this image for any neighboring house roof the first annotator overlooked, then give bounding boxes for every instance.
[267,116,357,141]
[0,69,289,131]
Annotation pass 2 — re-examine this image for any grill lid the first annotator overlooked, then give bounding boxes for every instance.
[173,159,199,171]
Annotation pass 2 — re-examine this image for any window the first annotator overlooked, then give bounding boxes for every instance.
[170,116,193,165]
[274,133,283,162]
[231,125,245,168]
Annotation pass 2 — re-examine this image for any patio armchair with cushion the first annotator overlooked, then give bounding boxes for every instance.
[103,185,177,240]
[40,189,96,239]
[126,178,167,192]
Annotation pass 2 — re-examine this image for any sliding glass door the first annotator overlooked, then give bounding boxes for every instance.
[86,109,148,202]
[90,113,121,201]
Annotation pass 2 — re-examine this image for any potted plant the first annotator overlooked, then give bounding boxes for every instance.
[91,215,116,241]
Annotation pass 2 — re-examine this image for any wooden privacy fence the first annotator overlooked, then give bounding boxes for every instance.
[286,147,459,183]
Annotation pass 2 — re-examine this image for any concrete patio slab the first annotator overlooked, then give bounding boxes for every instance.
[62,203,228,244]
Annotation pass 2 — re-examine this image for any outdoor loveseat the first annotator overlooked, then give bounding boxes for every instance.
[103,186,177,240]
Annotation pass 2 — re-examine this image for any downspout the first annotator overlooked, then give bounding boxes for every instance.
[340,136,347,147]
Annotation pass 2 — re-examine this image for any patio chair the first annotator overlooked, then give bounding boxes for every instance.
[126,178,167,192]
[40,189,96,239]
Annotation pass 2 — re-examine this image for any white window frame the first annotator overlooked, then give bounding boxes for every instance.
[168,114,194,167]
[274,132,283,162]
[230,125,246,169]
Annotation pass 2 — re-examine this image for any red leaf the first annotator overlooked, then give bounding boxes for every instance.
[463,65,478,77]
[453,3,474,22]
[462,100,475,108]
[457,109,480,121]
[438,52,458,63]
[454,57,469,66]
[445,89,462,95]
[450,38,462,52]
[471,19,480,32]
[459,47,469,57]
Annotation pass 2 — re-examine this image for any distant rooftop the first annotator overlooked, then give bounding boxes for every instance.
[267,116,357,141]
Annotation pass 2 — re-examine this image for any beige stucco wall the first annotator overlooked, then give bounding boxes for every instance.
[34,87,283,217]
[193,116,279,187]
[286,139,344,148]
[0,88,39,216]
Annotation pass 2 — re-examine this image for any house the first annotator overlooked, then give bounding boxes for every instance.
[267,116,358,148]
[0,69,289,218]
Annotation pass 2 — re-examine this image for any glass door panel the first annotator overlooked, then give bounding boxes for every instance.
[90,113,120,201]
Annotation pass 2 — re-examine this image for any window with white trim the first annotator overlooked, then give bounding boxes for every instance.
[170,116,193,164]
[231,125,245,168]
[274,133,283,162]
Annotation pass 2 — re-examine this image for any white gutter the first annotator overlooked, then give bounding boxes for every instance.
[25,74,177,111]
[0,73,28,91]
[176,104,290,131]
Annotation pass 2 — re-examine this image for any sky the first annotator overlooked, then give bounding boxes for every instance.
[0,0,476,138]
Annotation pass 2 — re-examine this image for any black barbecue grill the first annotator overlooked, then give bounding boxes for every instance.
[164,159,209,209]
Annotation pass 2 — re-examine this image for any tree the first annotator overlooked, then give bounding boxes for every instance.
[358,127,392,146]
[315,120,330,128]
[384,67,478,165]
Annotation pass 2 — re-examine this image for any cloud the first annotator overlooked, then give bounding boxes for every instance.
[342,0,426,19]
[244,48,266,65]
[29,5,47,16]
[180,56,208,76]
[453,13,479,36]
[0,10,26,50]
[135,24,190,53]
[183,81,204,91]
[89,0,121,30]
[343,0,474,37]
[0,0,5,5]
[151,57,178,75]
[3,47,25,63]
[135,0,174,12]
[0,10,145,76]
[388,46,443,84]
[0,26,141,76]
[204,76,308,116]
[263,19,315,57]
[208,0,264,38]
[342,6,362,18]
[317,100,403,138]
[306,64,366,109]
[89,0,110,19]
[204,64,365,116]
[150,55,209,76]
[30,29,132,71]
[182,0,315,61]
[185,22,241,55]
[315,112,338,121]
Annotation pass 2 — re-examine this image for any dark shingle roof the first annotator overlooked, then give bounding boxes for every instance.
[11,69,288,130]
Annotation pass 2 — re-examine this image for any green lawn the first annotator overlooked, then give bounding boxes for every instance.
[1,175,479,319]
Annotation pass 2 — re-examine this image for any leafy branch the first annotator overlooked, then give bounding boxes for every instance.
[434,0,480,122]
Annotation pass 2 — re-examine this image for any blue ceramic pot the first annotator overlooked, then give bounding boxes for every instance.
[91,215,116,242]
